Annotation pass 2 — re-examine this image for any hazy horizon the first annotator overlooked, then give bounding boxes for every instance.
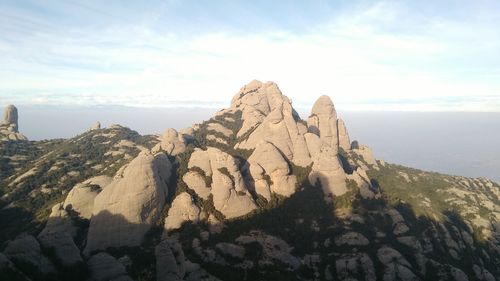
[10,104,500,183]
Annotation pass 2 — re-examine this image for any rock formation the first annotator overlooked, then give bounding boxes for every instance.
[307,95,339,150]
[2,104,18,127]
[231,81,312,167]
[246,141,297,200]
[90,121,101,130]
[87,252,133,281]
[337,119,351,151]
[0,104,27,141]
[3,234,55,274]
[309,145,348,197]
[164,192,203,231]
[186,147,257,219]
[1,80,497,281]
[85,151,172,253]
[152,128,187,155]
[64,175,112,219]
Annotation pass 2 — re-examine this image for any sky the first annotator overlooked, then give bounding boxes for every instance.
[1,0,500,111]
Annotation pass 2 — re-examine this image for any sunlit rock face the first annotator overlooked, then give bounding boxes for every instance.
[1,80,498,281]
[1,104,27,141]
[151,128,187,156]
[232,80,312,167]
[85,151,172,253]
[187,147,257,219]
[246,141,297,200]
[307,95,339,150]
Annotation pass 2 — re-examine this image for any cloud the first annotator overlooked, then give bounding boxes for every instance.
[0,0,499,111]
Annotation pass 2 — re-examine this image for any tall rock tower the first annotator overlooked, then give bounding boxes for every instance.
[1,104,27,141]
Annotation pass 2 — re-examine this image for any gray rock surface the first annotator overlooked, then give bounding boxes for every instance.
[236,231,300,269]
[233,80,312,167]
[309,145,347,197]
[182,171,211,200]
[188,147,257,219]
[337,118,351,151]
[64,176,112,219]
[335,253,376,281]
[334,231,370,246]
[164,192,202,231]
[0,104,27,141]
[152,128,187,155]
[3,234,42,269]
[38,231,82,267]
[2,104,18,129]
[247,141,297,199]
[308,95,339,150]
[87,252,132,281]
[85,151,172,253]
[156,239,186,281]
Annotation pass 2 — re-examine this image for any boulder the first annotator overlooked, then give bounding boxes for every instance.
[377,246,418,281]
[87,252,132,281]
[247,141,297,199]
[152,128,187,155]
[309,145,347,197]
[351,141,377,166]
[334,231,370,246]
[236,231,300,270]
[39,203,76,238]
[335,253,375,281]
[164,192,202,231]
[36,203,83,267]
[3,234,42,269]
[187,147,257,219]
[38,231,82,267]
[182,171,211,200]
[64,176,112,219]
[215,243,245,259]
[155,239,186,281]
[85,151,172,253]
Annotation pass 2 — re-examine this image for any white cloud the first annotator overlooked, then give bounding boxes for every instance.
[0,1,499,111]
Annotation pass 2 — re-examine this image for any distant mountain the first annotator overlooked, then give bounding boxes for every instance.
[0,81,498,281]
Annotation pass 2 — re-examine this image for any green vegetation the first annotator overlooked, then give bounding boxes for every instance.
[0,126,154,245]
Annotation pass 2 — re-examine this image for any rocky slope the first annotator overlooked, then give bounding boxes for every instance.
[0,81,499,281]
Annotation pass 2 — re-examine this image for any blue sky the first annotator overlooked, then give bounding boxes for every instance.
[1,0,500,111]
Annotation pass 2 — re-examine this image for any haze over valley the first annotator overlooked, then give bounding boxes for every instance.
[13,105,500,182]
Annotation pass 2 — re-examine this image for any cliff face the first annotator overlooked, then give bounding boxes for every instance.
[0,81,499,281]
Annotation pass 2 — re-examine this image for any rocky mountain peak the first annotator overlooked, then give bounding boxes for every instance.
[230,79,291,115]
[1,81,499,281]
[2,104,18,128]
[307,95,339,150]
[1,104,27,141]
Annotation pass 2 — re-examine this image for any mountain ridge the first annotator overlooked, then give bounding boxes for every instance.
[0,80,499,281]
